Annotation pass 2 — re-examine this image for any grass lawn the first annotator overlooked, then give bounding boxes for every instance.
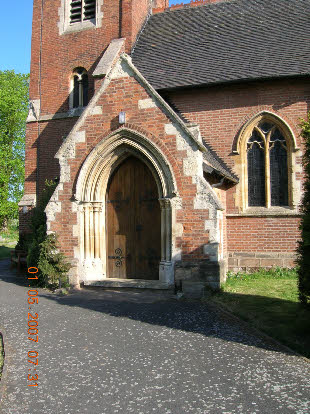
[212,268,310,359]
[0,222,18,260]
[0,224,18,242]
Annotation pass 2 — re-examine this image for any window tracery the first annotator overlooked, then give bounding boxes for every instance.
[236,112,297,211]
[247,122,288,207]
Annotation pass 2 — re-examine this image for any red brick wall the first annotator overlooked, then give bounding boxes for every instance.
[30,0,119,113]
[227,216,300,253]
[153,0,169,9]
[26,1,308,265]
[166,78,309,256]
[165,79,308,181]
[122,0,152,53]
[25,117,79,197]
[29,0,153,113]
[37,118,78,193]
[24,123,38,195]
[29,0,41,101]
[27,0,155,197]
[49,75,210,261]
[153,0,227,14]
[176,209,209,261]
[28,76,308,260]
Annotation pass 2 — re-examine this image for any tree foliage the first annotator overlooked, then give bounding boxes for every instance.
[297,112,310,305]
[0,70,29,230]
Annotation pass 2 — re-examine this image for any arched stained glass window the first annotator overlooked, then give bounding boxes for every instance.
[270,129,288,206]
[247,130,265,206]
[246,121,289,208]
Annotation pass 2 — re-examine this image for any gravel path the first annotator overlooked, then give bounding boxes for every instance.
[0,259,309,414]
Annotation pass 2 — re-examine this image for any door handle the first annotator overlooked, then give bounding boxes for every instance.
[108,253,131,260]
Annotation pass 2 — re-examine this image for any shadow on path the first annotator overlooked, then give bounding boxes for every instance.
[0,259,299,358]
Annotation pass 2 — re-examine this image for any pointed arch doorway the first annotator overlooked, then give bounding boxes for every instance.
[106,156,161,280]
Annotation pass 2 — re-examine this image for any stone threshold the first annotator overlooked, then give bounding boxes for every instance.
[83,278,172,290]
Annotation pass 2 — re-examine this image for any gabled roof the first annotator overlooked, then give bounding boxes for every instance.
[57,53,207,163]
[202,140,239,183]
[132,0,310,90]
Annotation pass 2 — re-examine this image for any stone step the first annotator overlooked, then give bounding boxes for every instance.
[83,278,173,290]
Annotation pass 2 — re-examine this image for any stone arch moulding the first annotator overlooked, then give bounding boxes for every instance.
[233,110,300,211]
[74,127,179,286]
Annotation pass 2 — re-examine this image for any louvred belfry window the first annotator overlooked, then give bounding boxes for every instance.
[246,121,289,207]
[70,0,96,24]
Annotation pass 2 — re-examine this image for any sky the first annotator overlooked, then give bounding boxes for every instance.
[0,0,192,75]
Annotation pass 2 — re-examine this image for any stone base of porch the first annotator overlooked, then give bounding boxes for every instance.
[83,278,173,290]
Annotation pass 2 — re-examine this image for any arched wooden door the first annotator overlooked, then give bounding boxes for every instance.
[106,156,161,280]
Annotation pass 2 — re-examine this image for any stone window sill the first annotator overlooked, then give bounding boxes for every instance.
[27,107,85,123]
[62,20,97,35]
[227,207,301,217]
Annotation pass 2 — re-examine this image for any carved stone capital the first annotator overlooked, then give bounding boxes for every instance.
[91,202,103,213]
[159,198,172,209]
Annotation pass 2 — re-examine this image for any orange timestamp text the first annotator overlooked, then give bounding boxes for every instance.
[27,267,39,387]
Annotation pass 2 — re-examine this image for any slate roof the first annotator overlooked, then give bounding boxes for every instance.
[163,96,238,182]
[132,0,310,90]
[202,141,239,182]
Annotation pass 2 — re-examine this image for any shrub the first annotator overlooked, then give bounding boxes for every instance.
[297,112,310,305]
[26,180,57,284]
[17,179,71,288]
[38,233,71,289]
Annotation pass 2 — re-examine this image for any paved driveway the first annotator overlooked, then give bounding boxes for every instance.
[0,259,309,414]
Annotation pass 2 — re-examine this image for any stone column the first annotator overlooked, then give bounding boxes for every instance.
[93,203,102,259]
[84,203,91,260]
[159,198,174,285]
[79,202,104,282]
[159,198,172,262]
[99,202,106,277]
[79,204,86,261]
[89,204,95,259]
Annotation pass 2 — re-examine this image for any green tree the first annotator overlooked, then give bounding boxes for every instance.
[0,70,29,230]
[297,112,310,305]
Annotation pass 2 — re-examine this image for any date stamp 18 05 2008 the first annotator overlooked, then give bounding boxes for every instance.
[27,267,39,388]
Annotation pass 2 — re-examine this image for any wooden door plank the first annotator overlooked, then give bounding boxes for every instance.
[106,157,160,280]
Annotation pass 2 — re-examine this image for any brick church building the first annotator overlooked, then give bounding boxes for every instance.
[20,0,310,294]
